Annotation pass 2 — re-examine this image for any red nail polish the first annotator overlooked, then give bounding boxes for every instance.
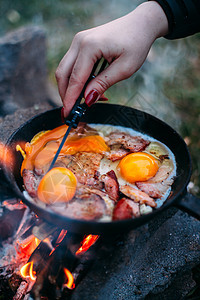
[61,107,65,123]
[85,90,99,107]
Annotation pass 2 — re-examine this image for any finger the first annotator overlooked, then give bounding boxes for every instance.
[55,50,78,100]
[62,52,100,117]
[84,57,134,102]
[55,33,83,100]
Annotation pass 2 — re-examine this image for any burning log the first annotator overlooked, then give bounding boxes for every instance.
[32,222,58,241]
[13,281,29,300]
[31,259,53,300]
[61,235,101,298]
[30,233,78,299]
[26,240,54,275]
[19,236,58,299]
[61,255,96,298]
[28,232,93,299]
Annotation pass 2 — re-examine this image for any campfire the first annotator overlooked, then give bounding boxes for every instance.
[0,196,100,299]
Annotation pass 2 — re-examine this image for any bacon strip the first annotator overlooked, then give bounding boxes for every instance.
[105,145,129,162]
[101,170,120,202]
[135,162,174,198]
[52,193,106,221]
[113,198,140,220]
[120,185,157,208]
[136,178,174,199]
[66,152,103,188]
[106,132,150,152]
[22,169,40,198]
[69,122,99,138]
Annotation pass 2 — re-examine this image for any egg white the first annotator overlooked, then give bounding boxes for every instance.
[23,123,177,220]
[90,123,176,212]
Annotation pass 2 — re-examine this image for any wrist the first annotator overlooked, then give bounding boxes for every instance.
[134,1,169,39]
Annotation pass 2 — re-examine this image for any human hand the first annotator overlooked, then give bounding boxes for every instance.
[56,1,168,117]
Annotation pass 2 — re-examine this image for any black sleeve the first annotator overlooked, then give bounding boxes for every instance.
[149,0,200,39]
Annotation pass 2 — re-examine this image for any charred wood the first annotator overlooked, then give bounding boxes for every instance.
[0,208,25,242]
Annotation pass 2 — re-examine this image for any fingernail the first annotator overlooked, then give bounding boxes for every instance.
[85,89,100,107]
[61,107,65,123]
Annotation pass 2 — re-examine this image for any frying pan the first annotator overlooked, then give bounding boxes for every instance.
[1,104,200,235]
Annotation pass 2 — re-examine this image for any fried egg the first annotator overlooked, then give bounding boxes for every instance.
[91,124,176,211]
[118,152,159,183]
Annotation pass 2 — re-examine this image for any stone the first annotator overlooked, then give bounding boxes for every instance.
[0,103,52,142]
[0,26,49,116]
[70,210,200,300]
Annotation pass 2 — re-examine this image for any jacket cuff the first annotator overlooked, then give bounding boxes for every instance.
[148,0,200,39]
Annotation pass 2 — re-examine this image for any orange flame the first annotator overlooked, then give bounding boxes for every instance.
[76,234,99,255]
[20,261,36,281]
[35,238,40,247]
[63,268,75,290]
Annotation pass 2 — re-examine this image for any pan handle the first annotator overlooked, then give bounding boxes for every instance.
[176,192,200,220]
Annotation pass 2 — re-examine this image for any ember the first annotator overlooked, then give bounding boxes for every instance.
[16,235,40,256]
[76,234,99,255]
[56,229,68,244]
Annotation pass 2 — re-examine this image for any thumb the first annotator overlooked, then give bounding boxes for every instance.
[84,58,133,105]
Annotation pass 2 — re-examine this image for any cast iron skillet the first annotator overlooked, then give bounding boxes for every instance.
[2,104,200,234]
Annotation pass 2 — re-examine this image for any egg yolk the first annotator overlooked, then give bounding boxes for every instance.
[20,124,110,175]
[62,135,110,155]
[37,167,77,204]
[118,152,159,183]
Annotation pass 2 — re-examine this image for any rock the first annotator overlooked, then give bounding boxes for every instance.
[0,103,52,143]
[0,26,49,116]
[70,210,200,300]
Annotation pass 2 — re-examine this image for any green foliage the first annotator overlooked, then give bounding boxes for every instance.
[164,35,200,196]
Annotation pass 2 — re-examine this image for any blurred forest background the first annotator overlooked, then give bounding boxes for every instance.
[0,0,200,196]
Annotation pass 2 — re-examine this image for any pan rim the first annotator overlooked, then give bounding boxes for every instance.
[3,104,192,233]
